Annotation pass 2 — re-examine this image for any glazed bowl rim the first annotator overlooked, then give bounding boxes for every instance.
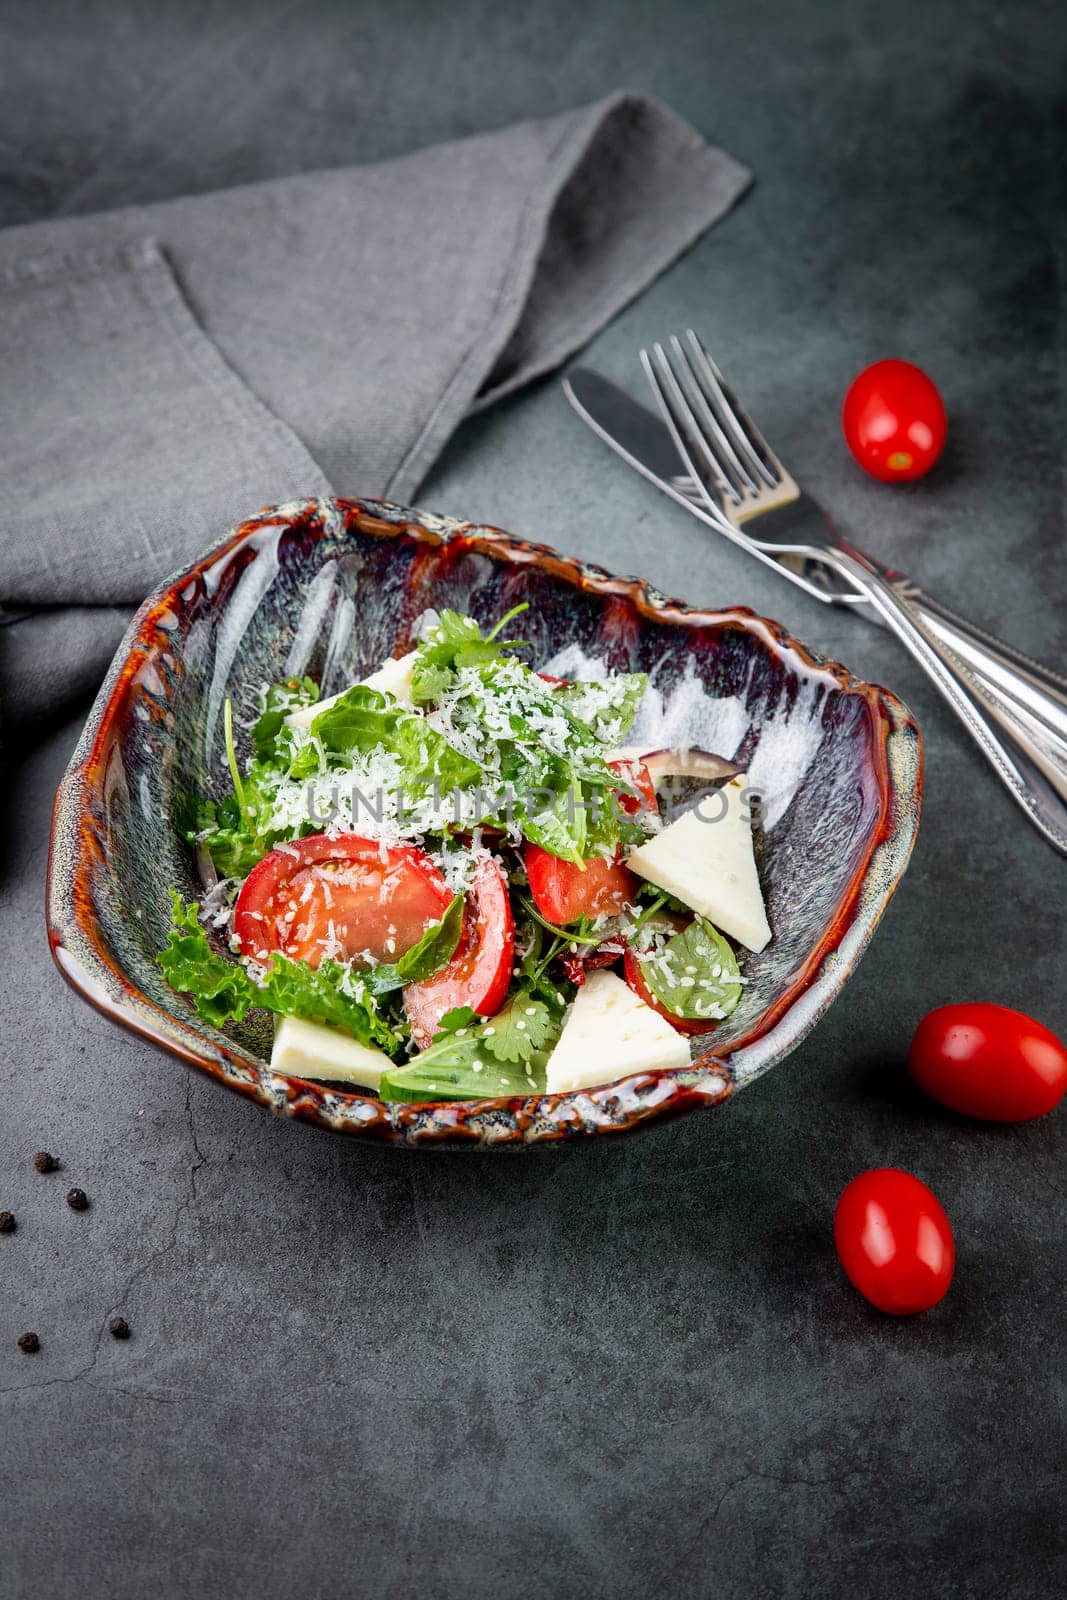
[46,496,922,1147]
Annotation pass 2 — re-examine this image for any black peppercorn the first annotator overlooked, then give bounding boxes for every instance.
[33,1151,59,1173]
[66,1187,89,1211]
[0,1211,15,1233]
[17,1332,40,1354]
[108,1317,130,1340]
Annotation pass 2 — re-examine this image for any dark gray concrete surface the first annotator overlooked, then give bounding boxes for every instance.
[1,3,1065,1596]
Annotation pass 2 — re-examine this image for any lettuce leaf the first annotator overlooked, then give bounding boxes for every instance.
[251,676,319,761]
[158,894,402,1052]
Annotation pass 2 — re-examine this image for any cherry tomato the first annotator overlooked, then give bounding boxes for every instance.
[834,1169,955,1315]
[842,359,947,482]
[234,833,452,969]
[622,914,717,1036]
[908,1003,1067,1122]
[404,856,515,1045]
[523,759,656,926]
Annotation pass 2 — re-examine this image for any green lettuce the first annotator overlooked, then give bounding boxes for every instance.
[158,894,402,1052]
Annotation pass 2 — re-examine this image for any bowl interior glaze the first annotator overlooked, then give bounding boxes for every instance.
[48,498,921,1146]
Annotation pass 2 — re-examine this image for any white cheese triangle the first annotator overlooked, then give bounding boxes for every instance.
[626,776,771,952]
[270,1014,394,1090]
[284,650,418,730]
[544,970,690,1094]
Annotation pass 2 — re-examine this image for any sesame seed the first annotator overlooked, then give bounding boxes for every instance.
[516,1021,526,1031]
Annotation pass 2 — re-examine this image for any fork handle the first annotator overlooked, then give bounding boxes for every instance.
[908,591,1067,741]
[830,549,1067,856]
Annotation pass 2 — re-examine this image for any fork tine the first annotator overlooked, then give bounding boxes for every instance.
[666,335,760,496]
[640,343,742,512]
[684,329,781,487]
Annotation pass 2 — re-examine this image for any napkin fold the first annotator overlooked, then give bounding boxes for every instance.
[0,92,749,733]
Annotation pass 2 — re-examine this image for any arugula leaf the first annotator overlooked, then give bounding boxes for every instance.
[251,677,319,761]
[157,894,401,1052]
[191,758,289,879]
[410,607,527,704]
[636,916,742,1023]
[554,673,648,745]
[424,659,651,862]
[292,685,481,792]
[364,894,465,995]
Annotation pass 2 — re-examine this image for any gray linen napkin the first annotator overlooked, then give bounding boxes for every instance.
[0,92,749,731]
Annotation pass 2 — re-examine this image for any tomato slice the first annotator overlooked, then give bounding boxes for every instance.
[234,833,452,969]
[404,855,515,1046]
[522,759,656,926]
[524,848,637,925]
[622,919,718,1037]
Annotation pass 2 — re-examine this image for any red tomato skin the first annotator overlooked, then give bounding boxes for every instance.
[608,757,659,818]
[834,1169,955,1315]
[522,759,655,926]
[404,856,514,1045]
[234,833,451,968]
[524,848,637,925]
[622,945,717,1036]
[908,1003,1067,1122]
[842,359,947,482]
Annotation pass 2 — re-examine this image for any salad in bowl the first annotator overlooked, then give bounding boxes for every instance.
[160,604,772,1104]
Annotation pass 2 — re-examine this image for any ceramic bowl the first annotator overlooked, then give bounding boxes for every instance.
[48,497,921,1147]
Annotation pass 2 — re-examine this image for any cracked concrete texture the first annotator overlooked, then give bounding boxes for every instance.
[2,1,1066,1596]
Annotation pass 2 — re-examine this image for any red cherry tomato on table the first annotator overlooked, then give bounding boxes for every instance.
[908,1003,1067,1122]
[404,855,515,1046]
[834,1169,955,1315]
[233,833,452,968]
[842,359,947,482]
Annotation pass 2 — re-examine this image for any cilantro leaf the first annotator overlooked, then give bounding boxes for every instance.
[480,997,552,1063]
[636,916,742,1023]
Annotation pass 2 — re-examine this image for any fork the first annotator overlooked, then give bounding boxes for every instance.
[641,330,1067,855]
